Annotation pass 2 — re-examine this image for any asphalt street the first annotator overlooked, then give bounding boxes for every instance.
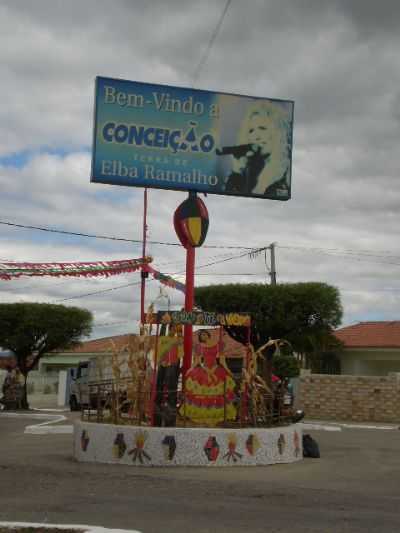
[0,412,400,533]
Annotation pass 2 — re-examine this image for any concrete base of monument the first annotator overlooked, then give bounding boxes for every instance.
[74,420,303,467]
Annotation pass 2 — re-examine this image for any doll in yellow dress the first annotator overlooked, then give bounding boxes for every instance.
[184,330,236,426]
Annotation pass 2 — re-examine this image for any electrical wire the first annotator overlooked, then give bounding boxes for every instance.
[186,272,266,276]
[53,248,254,302]
[7,219,400,260]
[55,281,142,302]
[191,0,232,86]
[279,244,400,261]
[93,320,132,328]
[0,219,255,250]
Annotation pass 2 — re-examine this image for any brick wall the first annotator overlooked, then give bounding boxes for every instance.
[298,373,400,423]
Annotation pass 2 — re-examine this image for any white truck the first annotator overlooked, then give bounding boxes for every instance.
[68,346,153,411]
[69,360,90,410]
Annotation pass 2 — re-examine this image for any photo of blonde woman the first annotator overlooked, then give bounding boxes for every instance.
[217,100,292,198]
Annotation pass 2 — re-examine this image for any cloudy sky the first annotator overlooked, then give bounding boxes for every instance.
[1,0,399,340]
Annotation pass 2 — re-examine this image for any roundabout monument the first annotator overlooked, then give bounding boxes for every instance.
[75,76,299,467]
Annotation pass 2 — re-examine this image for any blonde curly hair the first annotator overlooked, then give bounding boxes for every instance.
[238,100,291,195]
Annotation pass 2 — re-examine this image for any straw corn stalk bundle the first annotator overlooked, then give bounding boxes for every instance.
[242,338,290,422]
[109,333,154,422]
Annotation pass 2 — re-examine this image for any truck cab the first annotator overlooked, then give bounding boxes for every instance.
[69,361,90,410]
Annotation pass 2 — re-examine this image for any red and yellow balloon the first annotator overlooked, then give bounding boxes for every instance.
[173,196,209,249]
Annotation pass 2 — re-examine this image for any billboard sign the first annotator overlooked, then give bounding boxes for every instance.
[144,310,251,327]
[91,76,294,200]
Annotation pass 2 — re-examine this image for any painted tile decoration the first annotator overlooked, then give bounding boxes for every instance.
[81,430,89,451]
[223,433,242,462]
[246,434,260,456]
[74,421,303,467]
[204,436,220,462]
[162,435,177,460]
[112,433,127,459]
[277,433,286,455]
[294,431,301,458]
[128,431,151,464]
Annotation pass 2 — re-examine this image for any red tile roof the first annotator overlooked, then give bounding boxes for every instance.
[62,334,136,354]
[334,321,400,348]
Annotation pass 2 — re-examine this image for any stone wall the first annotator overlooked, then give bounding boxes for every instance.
[298,373,400,423]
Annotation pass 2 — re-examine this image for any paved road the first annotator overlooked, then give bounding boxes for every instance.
[1,412,400,533]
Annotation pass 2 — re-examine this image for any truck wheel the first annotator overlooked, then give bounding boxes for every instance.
[70,395,80,411]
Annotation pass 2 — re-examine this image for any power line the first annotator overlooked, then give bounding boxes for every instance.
[55,282,142,302]
[192,0,232,86]
[188,272,266,276]
[279,244,400,261]
[280,246,400,267]
[93,320,132,328]
[3,218,400,259]
[54,249,253,302]
[0,219,254,250]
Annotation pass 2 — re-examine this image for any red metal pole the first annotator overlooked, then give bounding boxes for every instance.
[140,188,148,324]
[150,322,160,426]
[183,244,195,380]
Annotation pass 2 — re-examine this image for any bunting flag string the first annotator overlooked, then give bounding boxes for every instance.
[0,256,153,280]
[0,255,185,294]
[142,264,186,294]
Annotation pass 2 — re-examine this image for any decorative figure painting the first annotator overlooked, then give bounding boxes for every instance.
[204,436,220,462]
[277,433,286,455]
[223,434,242,463]
[184,330,236,426]
[81,430,90,452]
[294,431,301,458]
[128,431,151,464]
[112,433,127,459]
[245,434,261,456]
[162,435,177,461]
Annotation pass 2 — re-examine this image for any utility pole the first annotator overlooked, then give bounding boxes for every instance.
[269,242,277,285]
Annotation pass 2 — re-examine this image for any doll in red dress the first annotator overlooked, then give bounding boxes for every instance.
[184,330,236,426]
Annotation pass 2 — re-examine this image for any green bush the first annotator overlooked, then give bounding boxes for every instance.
[272,354,300,379]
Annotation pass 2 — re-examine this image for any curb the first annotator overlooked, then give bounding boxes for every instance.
[0,522,141,533]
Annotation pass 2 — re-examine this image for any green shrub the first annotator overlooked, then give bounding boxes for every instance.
[272,354,300,379]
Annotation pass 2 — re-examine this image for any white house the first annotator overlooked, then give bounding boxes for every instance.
[335,321,400,376]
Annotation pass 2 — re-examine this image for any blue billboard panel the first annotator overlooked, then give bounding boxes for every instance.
[91,77,294,200]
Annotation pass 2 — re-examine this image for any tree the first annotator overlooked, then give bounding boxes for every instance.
[195,282,342,382]
[0,303,92,409]
[301,329,344,374]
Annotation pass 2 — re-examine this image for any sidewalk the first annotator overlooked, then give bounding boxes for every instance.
[28,394,62,410]
[303,418,399,431]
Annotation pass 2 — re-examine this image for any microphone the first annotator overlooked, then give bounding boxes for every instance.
[216,144,255,158]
